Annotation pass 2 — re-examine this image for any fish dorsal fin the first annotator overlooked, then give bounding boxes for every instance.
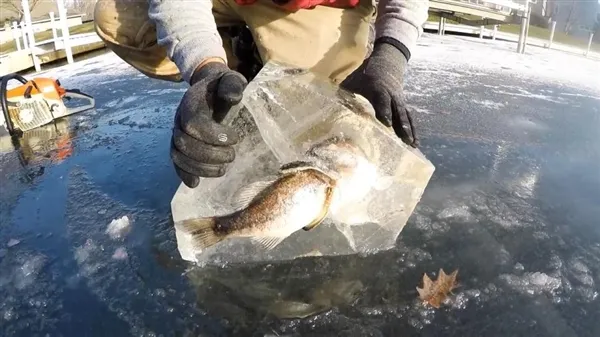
[251,235,287,251]
[230,178,276,211]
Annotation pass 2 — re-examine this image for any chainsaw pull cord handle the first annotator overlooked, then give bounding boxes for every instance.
[0,73,29,136]
[24,86,33,99]
[26,80,42,98]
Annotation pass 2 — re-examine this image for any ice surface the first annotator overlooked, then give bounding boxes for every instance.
[171,61,435,265]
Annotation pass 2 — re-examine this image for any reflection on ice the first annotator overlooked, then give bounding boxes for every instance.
[63,168,211,336]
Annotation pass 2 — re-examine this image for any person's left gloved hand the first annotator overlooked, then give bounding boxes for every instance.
[341,40,418,148]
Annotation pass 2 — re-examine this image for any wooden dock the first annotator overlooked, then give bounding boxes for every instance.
[1,39,106,75]
[0,0,106,76]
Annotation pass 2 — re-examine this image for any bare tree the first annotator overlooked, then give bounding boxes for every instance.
[66,0,97,21]
[0,0,43,22]
[563,0,577,34]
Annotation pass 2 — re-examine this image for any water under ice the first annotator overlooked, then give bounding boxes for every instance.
[171,61,435,265]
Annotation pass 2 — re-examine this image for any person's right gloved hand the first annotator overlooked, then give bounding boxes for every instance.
[171,61,248,188]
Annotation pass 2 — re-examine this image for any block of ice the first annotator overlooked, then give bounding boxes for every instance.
[170,61,435,265]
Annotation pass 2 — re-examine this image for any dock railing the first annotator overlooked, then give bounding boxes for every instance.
[1,0,102,75]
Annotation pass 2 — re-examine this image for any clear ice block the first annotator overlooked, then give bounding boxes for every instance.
[170,61,435,265]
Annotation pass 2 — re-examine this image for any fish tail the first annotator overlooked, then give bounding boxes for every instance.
[175,217,226,251]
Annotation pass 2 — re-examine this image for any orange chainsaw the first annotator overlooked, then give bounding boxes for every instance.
[1,73,95,136]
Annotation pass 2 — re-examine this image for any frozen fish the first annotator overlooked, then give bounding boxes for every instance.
[175,164,337,251]
[175,136,393,252]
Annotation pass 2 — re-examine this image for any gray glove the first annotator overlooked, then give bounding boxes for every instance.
[171,62,247,188]
[341,40,418,147]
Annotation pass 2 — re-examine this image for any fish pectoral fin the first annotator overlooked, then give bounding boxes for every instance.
[280,161,339,181]
[251,235,287,251]
[374,175,395,191]
[303,219,323,231]
[174,217,225,251]
[279,160,317,174]
[303,185,335,231]
[231,178,276,210]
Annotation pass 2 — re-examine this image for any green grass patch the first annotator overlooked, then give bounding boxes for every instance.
[0,21,96,55]
[427,13,459,25]
[426,12,599,53]
[491,24,600,52]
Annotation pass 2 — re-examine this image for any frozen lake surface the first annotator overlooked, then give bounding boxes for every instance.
[1,33,600,336]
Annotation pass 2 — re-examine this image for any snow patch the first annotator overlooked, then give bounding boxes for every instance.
[472,99,505,110]
[13,254,47,290]
[112,247,128,260]
[505,115,549,132]
[514,263,525,272]
[7,238,20,247]
[412,34,600,93]
[103,96,139,109]
[146,88,186,95]
[499,272,562,296]
[437,204,473,221]
[451,289,482,310]
[559,92,600,100]
[106,216,131,240]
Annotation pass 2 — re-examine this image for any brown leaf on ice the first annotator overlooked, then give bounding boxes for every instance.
[416,268,459,308]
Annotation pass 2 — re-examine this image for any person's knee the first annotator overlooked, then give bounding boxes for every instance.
[94,0,154,49]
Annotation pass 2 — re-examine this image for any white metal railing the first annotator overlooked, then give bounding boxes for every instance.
[480,0,528,12]
[4,0,75,72]
[437,0,529,14]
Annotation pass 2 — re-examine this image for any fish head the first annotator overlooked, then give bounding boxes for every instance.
[307,136,369,176]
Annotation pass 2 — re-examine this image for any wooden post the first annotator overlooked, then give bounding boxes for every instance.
[49,12,59,50]
[11,21,22,51]
[547,21,556,48]
[438,16,444,35]
[517,15,526,53]
[523,3,532,53]
[20,22,29,50]
[442,17,446,35]
[56,0,74,64]
[585,33,594,57]
[492,25,498,40]
[479,25,484,39]
[21,0,41,71]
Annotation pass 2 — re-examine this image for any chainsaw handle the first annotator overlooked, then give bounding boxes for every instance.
[0,74,27,136]
[0,73,42,136]
[0,73,28,86]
